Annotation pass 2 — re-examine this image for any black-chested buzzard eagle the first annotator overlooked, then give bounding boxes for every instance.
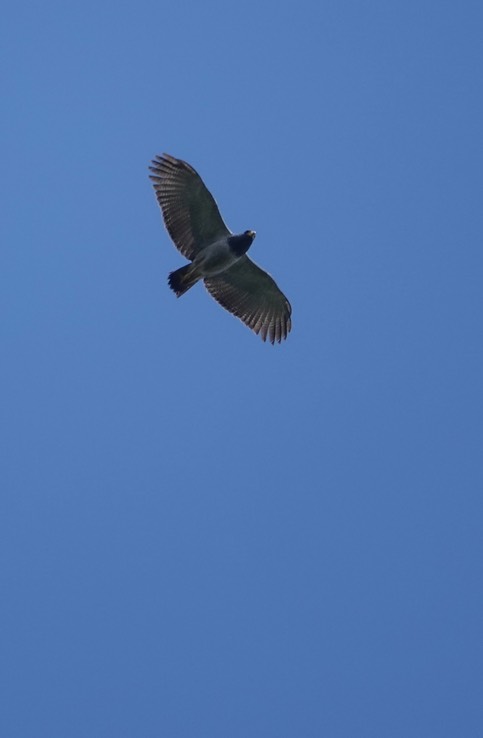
[149,154,291,344]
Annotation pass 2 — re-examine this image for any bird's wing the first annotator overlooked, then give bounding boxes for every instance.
[204,256,292,344]
[149,154,231,260]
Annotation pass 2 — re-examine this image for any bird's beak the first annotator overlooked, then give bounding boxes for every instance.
[248,230,256,239]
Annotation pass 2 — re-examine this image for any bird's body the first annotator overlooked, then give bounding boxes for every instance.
[149,153,291,343]
[193,233,253,276]
[197,237,239,274]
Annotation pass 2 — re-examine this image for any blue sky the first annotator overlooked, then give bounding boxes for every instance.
[2,1,482,736]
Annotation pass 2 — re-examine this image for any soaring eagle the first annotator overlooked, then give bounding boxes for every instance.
[149,154,291,344]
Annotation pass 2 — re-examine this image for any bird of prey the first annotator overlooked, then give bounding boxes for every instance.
[149,153,292,343]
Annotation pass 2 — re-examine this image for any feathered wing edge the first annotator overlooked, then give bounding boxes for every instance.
[204,256,292,344]
[149,154,231,260]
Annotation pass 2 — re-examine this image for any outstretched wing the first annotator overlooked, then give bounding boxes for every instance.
[204,256,292,344]
[149,154,231,260]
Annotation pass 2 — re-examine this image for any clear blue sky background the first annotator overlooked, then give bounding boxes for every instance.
[2,1,482,736]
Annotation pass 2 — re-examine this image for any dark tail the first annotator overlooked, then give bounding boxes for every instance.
[168,264,200,297]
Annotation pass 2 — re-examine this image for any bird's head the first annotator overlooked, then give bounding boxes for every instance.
[229,230,256,257]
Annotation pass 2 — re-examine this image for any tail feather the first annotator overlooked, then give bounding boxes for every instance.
[168,264,200,297]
